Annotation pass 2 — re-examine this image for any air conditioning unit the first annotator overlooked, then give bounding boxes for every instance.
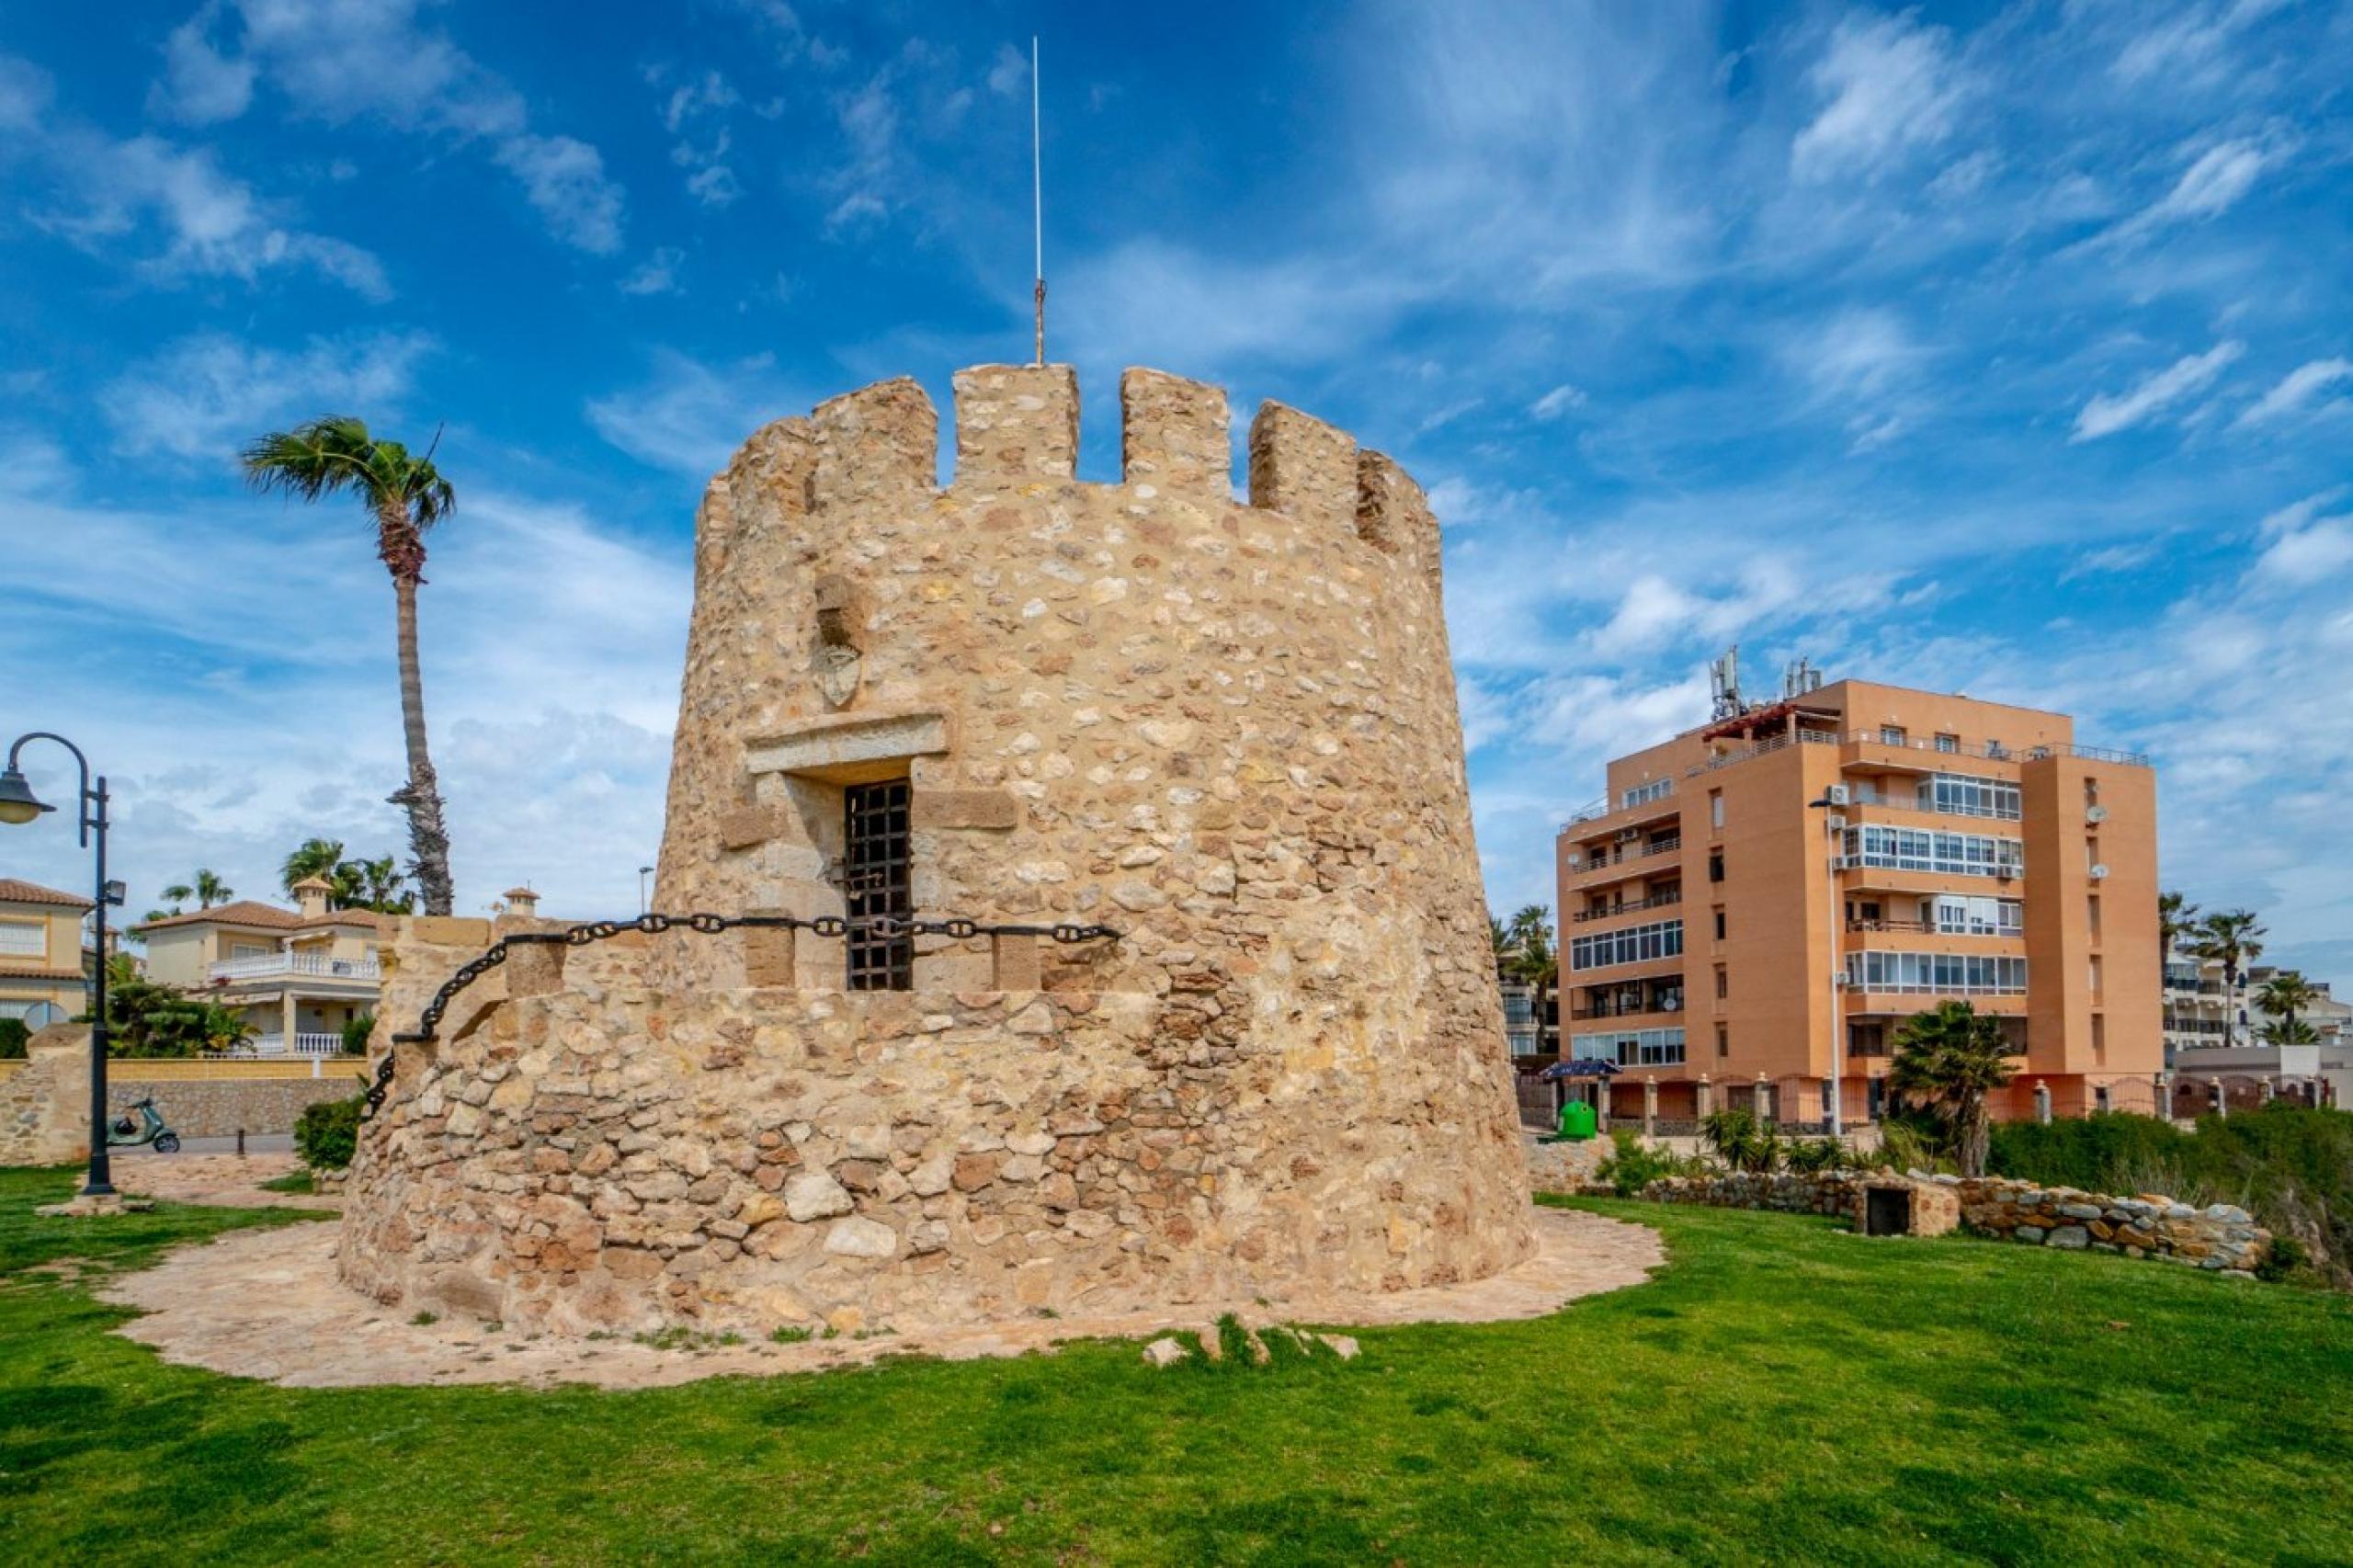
[2088,863,2109,881]
[1824,784,1851,807]
[1824,813,1848,832]
[2086,804,2109,824]
[1617,828,1642,843]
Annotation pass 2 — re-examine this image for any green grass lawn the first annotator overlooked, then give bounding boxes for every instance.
[2,1166,2347,1566]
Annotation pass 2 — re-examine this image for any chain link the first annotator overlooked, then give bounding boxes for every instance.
[370,908,1122,1110]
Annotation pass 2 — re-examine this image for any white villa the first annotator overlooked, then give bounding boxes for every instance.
[132,876,383,1055]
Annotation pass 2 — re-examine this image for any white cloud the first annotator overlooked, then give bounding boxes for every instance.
[1791,11,1967,182]
[585,351,811,476]
[29,124,389,299]
[1529,384,1586,420]
[2111,0,2291,86]
[98,330,434,460]
[619,248,685,297]
[152,2,255,123]
[168,1,627,254]
[2071,341,2245,442]
[494,135,625,255]
[2234,358,2353,428]
[987,42,1029,97]
[0,51,51,130]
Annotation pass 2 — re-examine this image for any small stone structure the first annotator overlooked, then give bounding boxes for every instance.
[0,1025,94,1165]
[1640,1170,2270,1275]
[1853,1174,1959,1238]
[339,363,1532,1336]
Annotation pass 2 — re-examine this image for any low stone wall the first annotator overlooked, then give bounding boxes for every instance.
[0,1026,90,1165]
[1639,1169,2270,1277]
[109,1074,358,1139]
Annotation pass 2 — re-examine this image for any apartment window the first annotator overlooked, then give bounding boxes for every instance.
[2088,954,2104,998]
[1713,964,1728,1000]
[1846,951,2029,994]
[2086,894,2101,941]
[1881,725,1907,746]
[1568,918,1684,972]
[1712,907,1726,941]
[2086,835,2100,873]
[1934,733,1960,754]
[2084,778,2100,809]
[1928,895,2022,936]
[1715,1023,1728,1058]
[1621,778,1673,811]
[1572,1026,1685,1068]
[2092,1013,2108,1064]
[1919,772,2021,821]
[1708,851,1725,883]
[231,942,271,960]
[1709,790,1724,830]
[1841,825,2023,878]
[0,922,42,957]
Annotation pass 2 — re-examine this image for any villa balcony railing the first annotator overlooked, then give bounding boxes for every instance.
[209,952,381,983]
[244,1031,352,1058]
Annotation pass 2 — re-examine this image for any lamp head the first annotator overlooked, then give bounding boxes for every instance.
[0,766,54,825]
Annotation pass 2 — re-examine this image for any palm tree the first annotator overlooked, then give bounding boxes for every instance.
[1489,915,1513,965]
[2158,890,2200,967]
[244,416,458,915]
[2255,971,2318,1042]
[344,853,414,915]
[1887,1000,2018,1176]
[161,869,233,910]
[2259,1016,2319,1047]
[2193,909,2267,1045]
[282,836,347,896]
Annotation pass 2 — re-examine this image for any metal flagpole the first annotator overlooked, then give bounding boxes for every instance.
[1032,35,1045,365]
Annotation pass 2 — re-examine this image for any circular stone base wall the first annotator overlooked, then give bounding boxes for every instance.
[339,975,1534,1336]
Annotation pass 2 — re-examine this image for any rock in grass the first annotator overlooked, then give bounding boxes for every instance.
[1318,1333,1359,1360]
[1142,1336,1188,1368]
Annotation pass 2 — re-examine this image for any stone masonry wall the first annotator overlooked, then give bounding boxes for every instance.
[0,1026,91,1165]
[340,363,1531,1335]
[108,1075,359,1140]
[1641,1170,2271,1277]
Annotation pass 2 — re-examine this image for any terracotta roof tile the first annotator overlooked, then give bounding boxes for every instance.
[131,899,390,934]
[0,878,94,910]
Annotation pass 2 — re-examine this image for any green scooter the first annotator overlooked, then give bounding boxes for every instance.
[107,1096,180,1154]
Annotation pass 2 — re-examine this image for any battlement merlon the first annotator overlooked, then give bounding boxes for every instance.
[697,365,1446,579]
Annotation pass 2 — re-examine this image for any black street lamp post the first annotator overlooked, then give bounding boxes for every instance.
[0,733,119,1197]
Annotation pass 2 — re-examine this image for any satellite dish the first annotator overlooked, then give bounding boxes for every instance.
[2086,804,2109,824]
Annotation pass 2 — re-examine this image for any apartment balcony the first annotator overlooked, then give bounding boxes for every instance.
[1833,862,2022,898]
[1836,732,2150,774]
[1568,837,1684,888]
[1846,918,2025,941]
[1842,989,2027,1016]
[1569,994,1685,1022]
[1571,890,1684,925]
[209,952,381,984]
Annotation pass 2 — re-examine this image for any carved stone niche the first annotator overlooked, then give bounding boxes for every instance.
[812,571,862,708]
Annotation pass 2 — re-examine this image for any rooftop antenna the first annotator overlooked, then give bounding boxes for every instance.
[1031,35,1045,365]
[1710,644,1744,721]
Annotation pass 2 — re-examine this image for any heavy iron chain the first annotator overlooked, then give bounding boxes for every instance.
[361,910,1121,1120]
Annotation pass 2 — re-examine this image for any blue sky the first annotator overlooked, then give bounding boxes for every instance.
[1,1,2349,983]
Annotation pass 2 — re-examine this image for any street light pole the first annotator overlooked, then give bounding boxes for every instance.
[0,733,117,1196]
[638,864,654,916]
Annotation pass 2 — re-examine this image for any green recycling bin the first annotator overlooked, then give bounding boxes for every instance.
[1557,1098,1597,1142]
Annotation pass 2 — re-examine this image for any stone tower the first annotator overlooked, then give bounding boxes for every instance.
[339,364,1530,1335]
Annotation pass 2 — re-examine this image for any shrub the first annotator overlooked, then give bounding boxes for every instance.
[1596,1129,1676,1197]
[2256,1235,2310,1284]
[1990,1105,2353,1288]
[0,1019,28,1060]
[341,1012,375,1055]
[294,1092,366,1171]
[1784,1136,1854,1175]
[1701,1108,1780,1173]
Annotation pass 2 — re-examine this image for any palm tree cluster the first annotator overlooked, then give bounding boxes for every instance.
[244,416,458,915]
[145,869,233,922]
[2163,892,2270,1045]
[281,836,415,915]
[1493,904,1559,1039]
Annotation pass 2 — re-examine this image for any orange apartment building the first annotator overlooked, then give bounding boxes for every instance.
[1552,677,2163,1129]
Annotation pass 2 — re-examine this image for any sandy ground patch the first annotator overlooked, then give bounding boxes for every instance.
[96,1204,1664,1390]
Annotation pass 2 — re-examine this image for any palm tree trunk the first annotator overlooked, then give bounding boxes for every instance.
[387,569,455,915]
